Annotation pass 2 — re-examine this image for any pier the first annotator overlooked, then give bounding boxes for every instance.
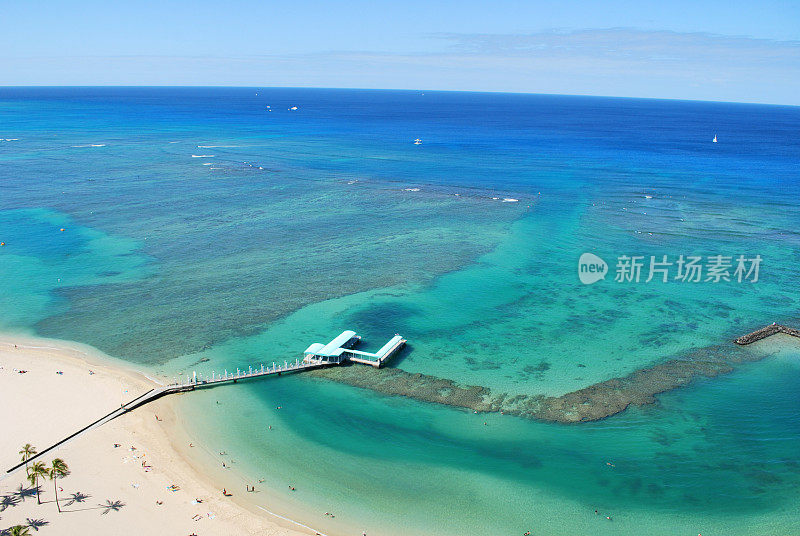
[302,331,406,368]
[168,329,405,390]
[4,330,405,477]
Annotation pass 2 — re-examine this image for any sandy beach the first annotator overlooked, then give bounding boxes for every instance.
[0,334,313,536]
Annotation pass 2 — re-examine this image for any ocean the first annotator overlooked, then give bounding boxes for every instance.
[1,87,799,535]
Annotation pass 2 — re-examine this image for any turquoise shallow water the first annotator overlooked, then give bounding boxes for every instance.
[177,340,800,536]
[1,87,799,535]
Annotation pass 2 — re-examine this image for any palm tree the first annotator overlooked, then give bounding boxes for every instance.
[19,444,37,473]
[47,458,69,513]
[26,461,48,504]
[8,525,31,536]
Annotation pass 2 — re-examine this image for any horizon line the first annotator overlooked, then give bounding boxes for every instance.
[0,85,796,108]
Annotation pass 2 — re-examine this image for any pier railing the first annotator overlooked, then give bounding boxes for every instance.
[170,358,331,388]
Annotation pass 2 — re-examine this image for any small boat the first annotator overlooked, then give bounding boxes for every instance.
[289,106,298,111]
[712,134,717,143]
[413,138,422,145]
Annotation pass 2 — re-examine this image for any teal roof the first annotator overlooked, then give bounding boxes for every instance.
[318,330,356,356]
[375,335,403,358]
[304,342,325,355]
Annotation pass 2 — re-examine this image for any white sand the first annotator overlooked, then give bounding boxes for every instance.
[0,335,311,536]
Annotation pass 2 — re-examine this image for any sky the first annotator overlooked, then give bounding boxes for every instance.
[1,0,799,104]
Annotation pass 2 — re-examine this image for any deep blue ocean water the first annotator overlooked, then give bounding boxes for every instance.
[1,87,799,535]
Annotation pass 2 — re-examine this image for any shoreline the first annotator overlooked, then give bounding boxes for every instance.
[0,333,320,536]
[2,325,795,534]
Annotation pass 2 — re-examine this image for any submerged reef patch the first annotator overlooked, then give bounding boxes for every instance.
[309,324,800,423]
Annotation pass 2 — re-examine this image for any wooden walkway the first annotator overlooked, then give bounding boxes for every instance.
[3,359,337,478]
[3,332,412,479]
[172,358,334,388]
[2,329,413,479]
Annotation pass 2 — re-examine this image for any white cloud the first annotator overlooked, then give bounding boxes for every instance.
[2,29,798,105]
[430,28,800,67]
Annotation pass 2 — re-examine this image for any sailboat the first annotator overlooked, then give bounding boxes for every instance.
[712,134,717,143]
[413,138,422,145]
